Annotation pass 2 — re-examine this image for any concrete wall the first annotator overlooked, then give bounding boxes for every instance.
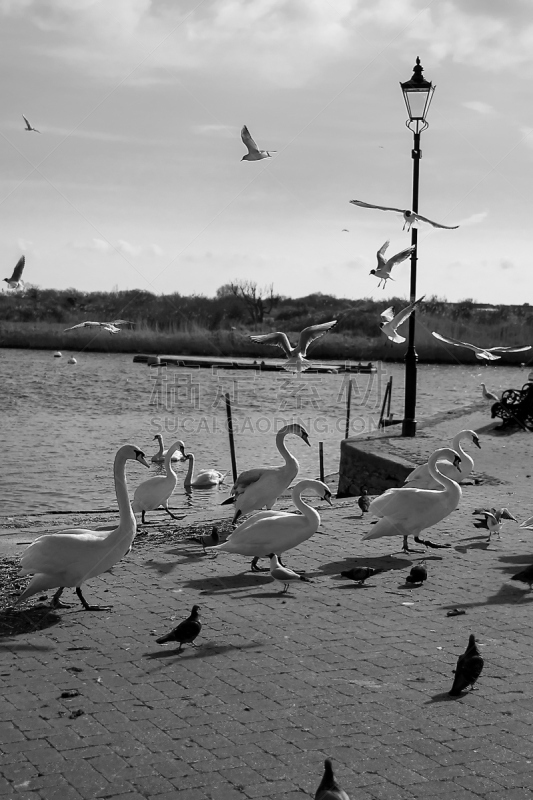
[337,438,415,498]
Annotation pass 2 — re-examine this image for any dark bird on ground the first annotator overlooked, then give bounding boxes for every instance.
[340,567,384,584]
[315,758,350,800]
[449,634,484,696]
[511,564,533,590]
[3,255,25,289]
[189,526,219,553]
[156,605,201,651]
[406,561,427,584]
[357,486,371,515]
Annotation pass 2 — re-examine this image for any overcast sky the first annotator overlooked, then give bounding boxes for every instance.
[1,0,532,304]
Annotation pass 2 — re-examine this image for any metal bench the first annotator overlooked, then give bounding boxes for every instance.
[491,382,533,430]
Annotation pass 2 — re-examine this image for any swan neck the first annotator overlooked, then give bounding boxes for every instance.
[164,441,182,476]
[428,452,459,491]
[114,451,135,532]
[451,432,474,469]
[184,455,194,486]
[276,429,296,466]
[292,481,320,525]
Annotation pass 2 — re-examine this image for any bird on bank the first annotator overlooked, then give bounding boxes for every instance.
[156,605,201,651]
[3,255,25,290]
[472,507,517,542]
[370,240,415,288]
[432,332,531,361]
[22,114,40,133]
[64,319,134,335]
[350,199,459,231]
[511,564,533,590]
[357,486,371,515]
[315,758,350,800]
[249,320,337,373]
[222,423,310,524]
[268,554,311,593]
[404,430,480,490]
[449,634,484,696]
[132,440,186,524]
[340,566,384,585]
[241,125,276,161]
[481,383,500,402]
[151,434,184,463]
[188,527,220,553]
[405,561,427,584]
[380,297,425,343]
[16,445,150,610]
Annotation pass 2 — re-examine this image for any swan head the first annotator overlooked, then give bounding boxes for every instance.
[289,423,311,446]
[133,448,151,468]
[472,433,481,449]
[322,488,333,505]
[369,269,377,276]
[153,434,163,442]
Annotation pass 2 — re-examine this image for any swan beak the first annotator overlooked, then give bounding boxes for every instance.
[139,456,151,468]
[323,491,333,506]
[473,436,481,449]
[453,456,462,472]
[302,434,311,447]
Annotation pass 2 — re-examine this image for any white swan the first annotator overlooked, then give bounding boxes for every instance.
[403,431,480,490]
[151,434,184,463]
[183,453,226,488]
[221,423,311,523]
[132,440,186,524]
[16,445,150,610]
[363,448,462,553]
[213,478,332,571]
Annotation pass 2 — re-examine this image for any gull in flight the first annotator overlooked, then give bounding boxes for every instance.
[241,125,276,161]
[350,199,459,231]
[250,320,337,372]
[3,255,25,290]
[64,319,134,335]
[22,114,40,133]
[370,240,415,288]
[432,332,531,361]
[380,297,425,343]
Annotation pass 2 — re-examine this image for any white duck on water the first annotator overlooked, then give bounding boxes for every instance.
[363,448,462,553]
[403,430,480,490]
[221,423,311,523]
[132,440,186,524]
[214,478,332,571]
[16,445,150,610]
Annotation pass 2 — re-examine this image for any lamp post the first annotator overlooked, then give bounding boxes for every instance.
[400,57,435,437]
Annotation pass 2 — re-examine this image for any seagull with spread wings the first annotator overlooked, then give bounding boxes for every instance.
[432,332,531,361]
[350,199,459,231]
[250,320,337,372]
[370,240,415,288]
[22,114,40,133]
[3,255,25,290]
[64,319,134,335]
[380,297,425,343]
[241,125,276,161]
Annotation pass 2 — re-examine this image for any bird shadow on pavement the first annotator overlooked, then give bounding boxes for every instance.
[0,607,61,638]
[144,640,261,663]
[425,691,463,704]
[179,573,272,594]
[316,555,413,576]
[440,583,533,611]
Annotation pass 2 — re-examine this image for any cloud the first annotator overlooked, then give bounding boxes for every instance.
[194,124,235,137]
[71,238,162,257]
[456,211,489,226]
[499,259,514,270]
[462,101,496,115]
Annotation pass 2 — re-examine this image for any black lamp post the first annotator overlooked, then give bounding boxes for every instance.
[400,57,435,437]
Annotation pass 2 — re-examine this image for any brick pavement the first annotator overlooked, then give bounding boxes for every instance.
[2,404,533,799]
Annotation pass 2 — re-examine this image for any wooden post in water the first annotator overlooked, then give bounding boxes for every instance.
[225,392,238,483]
[344,378,353,439]
[319,441,324,482]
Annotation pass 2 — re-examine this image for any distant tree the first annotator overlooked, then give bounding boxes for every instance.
[225,279,280,324]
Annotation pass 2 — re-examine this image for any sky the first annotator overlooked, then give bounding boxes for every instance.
[1,0,532,305]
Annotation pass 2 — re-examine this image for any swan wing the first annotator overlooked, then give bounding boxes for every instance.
[241,124,259,153]
[249,332,292,356]
[232,467,270,494]
[298,321,337,356]
[19,532,122,579]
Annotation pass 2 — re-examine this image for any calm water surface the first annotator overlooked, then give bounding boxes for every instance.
[1,348,528,516]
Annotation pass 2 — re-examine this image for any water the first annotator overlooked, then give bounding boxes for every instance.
[1,348,528,516]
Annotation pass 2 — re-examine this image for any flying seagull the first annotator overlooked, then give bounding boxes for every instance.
[370,240,415,288]
[250,320,337,372]
[156,605,202,652]
[22,114,40,133]
[350,199,459,231]
[64,319,134,335]
[380,297,425,343]
[241,125,276,161]
[3,255,25,289]
[432,332,531,361]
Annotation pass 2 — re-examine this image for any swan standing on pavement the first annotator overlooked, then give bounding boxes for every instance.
[363,448,462,553]
[16,445,150,610]
[221,423,311,523]
[183,452,226,488]
[132,440,186,524]
[403,430,480,489]
[151,434,184,463]
[214,479,332,571]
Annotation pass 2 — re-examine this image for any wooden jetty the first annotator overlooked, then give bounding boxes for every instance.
[133,354,377,374]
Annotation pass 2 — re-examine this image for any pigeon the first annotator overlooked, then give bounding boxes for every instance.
[511,564,533,590]
[480,383,500,402]
[449,634,484,696]
[268,554,311,594]
[250,321,337,373]
[472,508,517,541]
[241,125,276,161]
[340,566,384,584]
[64,319,134,335]
[349,199,459,231]
[370,241,415,288]
[357,486,371,514]
[22,114,40,133]
[315,758,350,800]
[3,255,25,289]
[189,526,219,553]
[432,332,531,361]
[405,561,427,584]
[380,297,425,343]
[156,605,201,651]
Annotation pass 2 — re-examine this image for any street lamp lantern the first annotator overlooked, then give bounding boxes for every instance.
[400,57,435,437]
